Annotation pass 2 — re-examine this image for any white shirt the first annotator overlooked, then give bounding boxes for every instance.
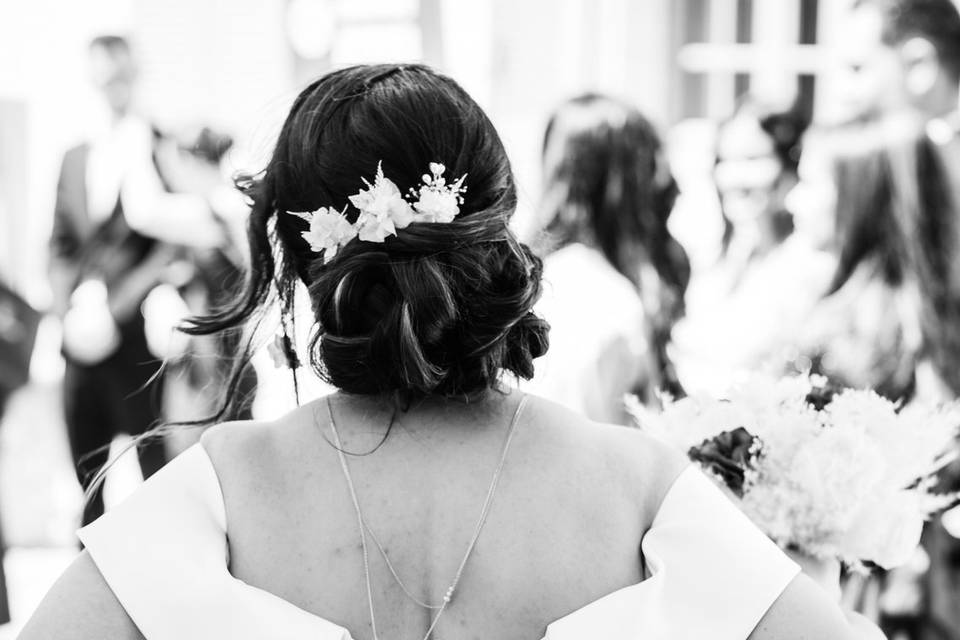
[528,244,649,423]
[85,115,154,224]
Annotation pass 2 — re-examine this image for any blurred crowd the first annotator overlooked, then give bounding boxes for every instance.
[3,0,960,638]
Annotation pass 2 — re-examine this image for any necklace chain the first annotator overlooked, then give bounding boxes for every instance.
[363,523,445,610]
[326,395,527,640]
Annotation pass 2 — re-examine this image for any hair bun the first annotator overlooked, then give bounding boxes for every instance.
[189,64,550,407]
[503,311,550,379]
[310,225,548,399]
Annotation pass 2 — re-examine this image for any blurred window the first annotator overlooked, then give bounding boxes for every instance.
[675,0,821,119]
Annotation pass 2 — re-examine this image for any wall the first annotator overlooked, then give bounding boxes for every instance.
[487,0,675,237]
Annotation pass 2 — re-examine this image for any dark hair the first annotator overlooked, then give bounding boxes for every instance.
[89,34,132,57]
[539,93,689,397]
[856,0,960,83]
[186,64,548,408]
[794,122,920,400]
[539,93,689,297]
[899,129,960,392]
[822,122,911,294]
[715,98,808,252]
[755,105,808,176]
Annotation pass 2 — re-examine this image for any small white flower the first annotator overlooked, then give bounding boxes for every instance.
[841,492,925,569]
[291,206,357,263]
[349,161,414,243]
[288,161,467,251]
[413,188,460,223]
[410,163,466,223]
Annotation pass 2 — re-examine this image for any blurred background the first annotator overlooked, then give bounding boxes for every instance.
[2,0,959,638]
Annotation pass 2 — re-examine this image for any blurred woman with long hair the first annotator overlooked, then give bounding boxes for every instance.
[531,93,689,420]
[671,100,831,396]
[788,120,920,401]
[789,114,960,639]
[713,99,806,278]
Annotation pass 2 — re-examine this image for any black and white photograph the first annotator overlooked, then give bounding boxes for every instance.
[2,0,960,638]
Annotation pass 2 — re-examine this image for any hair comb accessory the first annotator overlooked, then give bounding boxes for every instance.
[287,161,467,260]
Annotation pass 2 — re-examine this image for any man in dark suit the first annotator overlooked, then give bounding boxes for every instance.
[838,3,960,638]
[50,36,228,527]
[50,35,171,527]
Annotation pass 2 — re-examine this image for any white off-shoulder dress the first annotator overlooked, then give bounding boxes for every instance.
[79,444,799,639]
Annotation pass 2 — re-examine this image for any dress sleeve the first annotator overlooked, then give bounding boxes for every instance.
[543,466,800,639]
[77,444,349,640]
[638,466,800,636]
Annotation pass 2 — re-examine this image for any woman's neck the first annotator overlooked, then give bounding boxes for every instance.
[328,386,517,439]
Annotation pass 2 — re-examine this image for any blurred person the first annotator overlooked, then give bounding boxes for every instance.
[0,275,41,626]
[788,120,919,401]
[712,99,805,280]
[790,116,960,640]
[836,8,960,634]
[671,101,832,395]
[531,93,689,421]
[21,63,882,640]
[837,0,960,398]
[150,126,257,437]
[838,0,960,122]
[892,118,960,640]
[827,0,960,383]
[49,36,232,526]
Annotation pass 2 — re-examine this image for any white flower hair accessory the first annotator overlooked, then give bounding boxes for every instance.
[287,161,467,260]
[289,206,357,264]
[410,162,467,223]
[349,162,415,242]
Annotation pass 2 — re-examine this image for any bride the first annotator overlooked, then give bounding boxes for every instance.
[21,64,877,639]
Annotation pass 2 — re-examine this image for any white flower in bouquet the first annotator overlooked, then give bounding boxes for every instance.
[629,393,755,451]
[828,392,960,491]
[724,373,815,418]
[741,419,887,560]
[839,492,926,570]
[629,373,960,570]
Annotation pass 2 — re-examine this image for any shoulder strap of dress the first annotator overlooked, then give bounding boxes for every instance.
[544,466,799,639]
[79,444,351,640]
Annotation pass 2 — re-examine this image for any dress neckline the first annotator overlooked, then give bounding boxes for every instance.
[79,441,800,639]
[195,442,655,640]
[227,562,647,640]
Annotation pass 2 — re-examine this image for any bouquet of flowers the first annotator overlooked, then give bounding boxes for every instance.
[628,374,960,570]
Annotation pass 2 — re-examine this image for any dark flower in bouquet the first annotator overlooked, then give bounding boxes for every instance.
[688,427,760,497]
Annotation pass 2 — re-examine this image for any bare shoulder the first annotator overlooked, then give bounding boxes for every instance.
[199,401,325,507]
[200,418,276,472]
[522,395,691,522]
[18,551,144,640]
[748,574,862,640]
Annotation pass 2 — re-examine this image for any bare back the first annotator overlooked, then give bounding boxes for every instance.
[202,391,687,640]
